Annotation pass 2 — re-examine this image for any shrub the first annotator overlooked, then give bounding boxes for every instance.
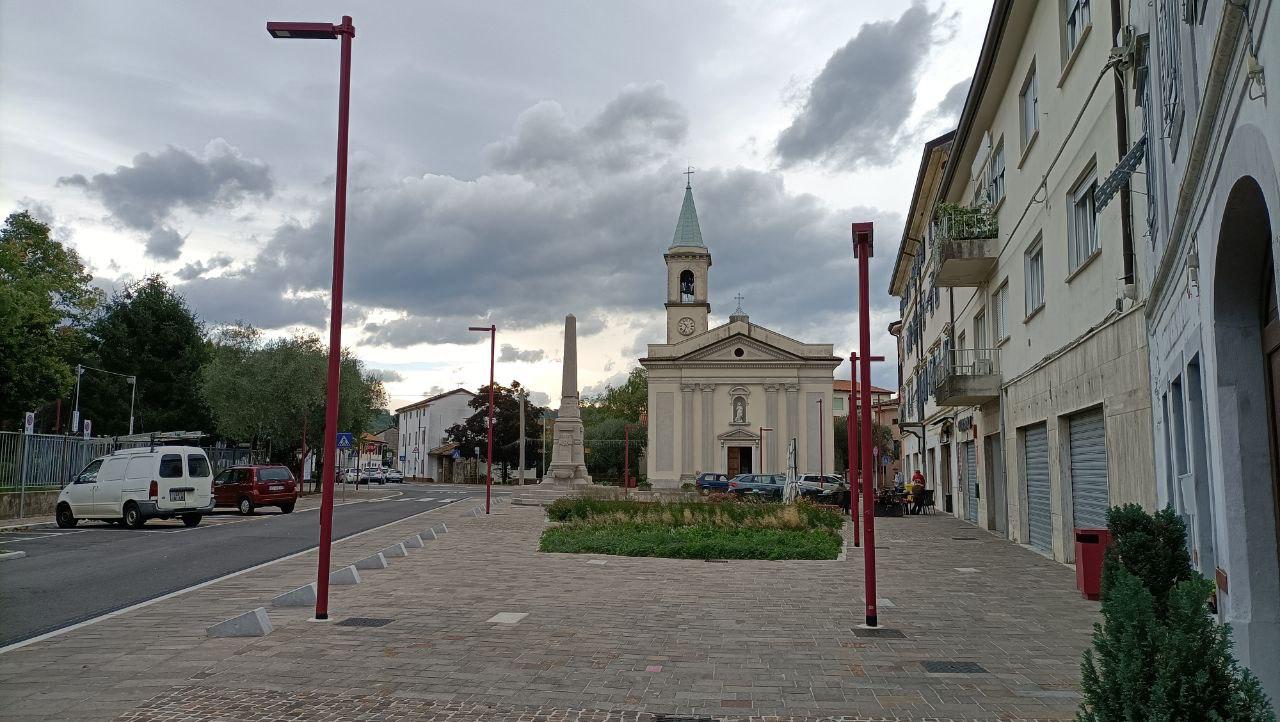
[539,522,841,560]
[1078,505,1275,721]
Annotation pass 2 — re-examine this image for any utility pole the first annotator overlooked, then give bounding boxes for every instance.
[515,382,527,484]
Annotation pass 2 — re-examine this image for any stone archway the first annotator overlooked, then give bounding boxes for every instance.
[1211,174,1280,683]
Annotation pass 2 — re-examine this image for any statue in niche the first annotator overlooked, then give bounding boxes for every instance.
[732,396,746,424]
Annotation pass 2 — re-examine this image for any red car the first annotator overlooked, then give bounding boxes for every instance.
[213,465,298,515]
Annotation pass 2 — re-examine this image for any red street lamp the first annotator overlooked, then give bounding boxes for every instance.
[758,426,773,474]
[853,221,881,628]
[623,422,639,490]
[267,15,355,622]
[469,325,496,514]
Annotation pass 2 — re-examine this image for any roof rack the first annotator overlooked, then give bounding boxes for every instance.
[111,431,206,452]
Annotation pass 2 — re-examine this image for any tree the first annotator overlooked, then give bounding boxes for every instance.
[81,276,209,435]
[0,211,99,428]
[834,415,896,475]
[445,383,546,481]
[201,325,387,469]
[585,367,647,420]
[581,368,647,482]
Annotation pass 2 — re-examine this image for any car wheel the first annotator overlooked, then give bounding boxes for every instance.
[55,503,78,528]
[181,514,202,527]
[123,502,145,529]
[279,502,295,514]
[238,497,254,515]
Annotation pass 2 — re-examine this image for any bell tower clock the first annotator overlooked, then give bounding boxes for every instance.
[664,174,711,343]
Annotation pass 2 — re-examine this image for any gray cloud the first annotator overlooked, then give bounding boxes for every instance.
[144,226,186,261]
[58,139,272,259]
[527,391,551,407]
[498,344,546,363]
[775,4,948,168]
[175,253,233,281]
[368,368,406,383]
[485,83,687,175]
[935,76,971,124]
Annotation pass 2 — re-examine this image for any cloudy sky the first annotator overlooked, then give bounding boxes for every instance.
[0,1,984,410]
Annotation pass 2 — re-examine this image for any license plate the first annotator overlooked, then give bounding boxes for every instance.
[169,490,187,502]
[269,485,283,492]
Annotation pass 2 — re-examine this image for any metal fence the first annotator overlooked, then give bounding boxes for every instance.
[0,431,265,492]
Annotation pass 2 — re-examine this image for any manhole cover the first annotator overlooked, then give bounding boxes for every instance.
[852,627,906,639]
[921,660,988,673]
[336,617,394,627]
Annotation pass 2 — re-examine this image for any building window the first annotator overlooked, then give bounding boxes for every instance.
[1025,238,1045,315]
[973,171,988,206]
[1065,0,1091,55]
[993,283,1009,342]
[1019,62,1039,150]
[1158,0,1184,152]
[833,397,844,411]
[988,141,1006,205]
[1068,169,1099,271]
[974,308,988,350]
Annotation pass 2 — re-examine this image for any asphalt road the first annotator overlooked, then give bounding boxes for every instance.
[0,484,484,647]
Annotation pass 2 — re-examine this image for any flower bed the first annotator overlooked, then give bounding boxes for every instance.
[539,497,842,560]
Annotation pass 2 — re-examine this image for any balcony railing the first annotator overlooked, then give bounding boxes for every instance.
[930,204,998,287]
[933,347,1001,406]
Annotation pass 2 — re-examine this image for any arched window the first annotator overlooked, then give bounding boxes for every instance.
[679,270,695,302]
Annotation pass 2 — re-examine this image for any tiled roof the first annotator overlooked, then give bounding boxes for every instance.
[394,387,475,414]
[834,379,894,395]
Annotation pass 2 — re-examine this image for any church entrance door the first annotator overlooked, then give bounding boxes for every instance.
[727,447,753,477]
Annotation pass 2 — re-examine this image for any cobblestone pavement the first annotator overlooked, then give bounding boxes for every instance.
[0,501,1098,722]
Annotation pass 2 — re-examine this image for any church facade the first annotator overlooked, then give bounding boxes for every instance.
[640,181,839,488]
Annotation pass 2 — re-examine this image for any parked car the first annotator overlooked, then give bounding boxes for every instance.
[213,464,299,515]
[383,467,404,483]
[726,473,786,500]
[338,467,365,484]
[695,472,730,492]
[363,466,386,484]
[56,446,214,529]
[795,473,849,506]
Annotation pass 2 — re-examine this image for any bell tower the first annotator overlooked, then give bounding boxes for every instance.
[665,172,711,343]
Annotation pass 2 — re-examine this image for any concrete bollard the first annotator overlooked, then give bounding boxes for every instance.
[381,542,408,558]
[272,582,317,607]
[207,607,272,637]
[421,529,437,540]
[433,522,448,534]
[329,565,362,584]
[403,534,424,549]
[355,553,388,570]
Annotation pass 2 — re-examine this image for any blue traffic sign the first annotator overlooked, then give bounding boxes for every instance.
[451,448,462,460]
[336,432,355,449]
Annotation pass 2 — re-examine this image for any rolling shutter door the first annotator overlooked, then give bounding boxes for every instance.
[1024,424,1052,553]
[964,440,978,523]
[1069,409,1110,529]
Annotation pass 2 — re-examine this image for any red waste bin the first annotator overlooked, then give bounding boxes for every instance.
[1075,528,1112,601]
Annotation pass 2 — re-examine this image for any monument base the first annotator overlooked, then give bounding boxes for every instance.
[512,480,590,506]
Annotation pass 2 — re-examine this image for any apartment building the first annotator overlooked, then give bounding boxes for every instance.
[395,388,474,480]
[890,0,1157,562]
[1134,0,1280,697]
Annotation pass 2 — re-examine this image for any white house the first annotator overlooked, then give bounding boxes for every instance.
[395,388,474,480]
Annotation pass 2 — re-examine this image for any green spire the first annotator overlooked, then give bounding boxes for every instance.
[670,181,706,249]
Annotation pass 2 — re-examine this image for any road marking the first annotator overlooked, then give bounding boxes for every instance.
[486,612,528,624]
[0,497,460,656]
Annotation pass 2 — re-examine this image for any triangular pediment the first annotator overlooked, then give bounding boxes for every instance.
[680,333,802,363]
[716,427,760,442]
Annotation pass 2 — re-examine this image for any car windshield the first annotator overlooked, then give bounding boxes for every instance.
[729,475,751,483]
[187,455,211,478]
[258,467,292,481]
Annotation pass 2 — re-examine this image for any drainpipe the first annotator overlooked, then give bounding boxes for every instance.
[1112,0,1136,285]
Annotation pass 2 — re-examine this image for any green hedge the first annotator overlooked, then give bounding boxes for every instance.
[544,496,843,530]
[539,522,841,560]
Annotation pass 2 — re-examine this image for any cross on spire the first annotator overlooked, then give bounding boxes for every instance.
[683,165,695,189]
[734,292,745,313]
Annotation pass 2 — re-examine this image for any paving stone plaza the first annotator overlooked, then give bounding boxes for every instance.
[0,492,1099,722]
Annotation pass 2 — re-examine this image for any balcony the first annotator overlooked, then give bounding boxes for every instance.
[934,348,1001,406]
[930,204,998,287]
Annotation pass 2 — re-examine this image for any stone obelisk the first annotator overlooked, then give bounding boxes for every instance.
[544,314,591,484]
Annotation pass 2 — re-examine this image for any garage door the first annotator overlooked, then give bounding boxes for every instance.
[1024,424,1052,553]
[964,440,978,524]
[1069,408,1110,529]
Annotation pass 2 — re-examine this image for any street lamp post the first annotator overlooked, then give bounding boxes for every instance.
[853,221,880,628]
[817,397,824,482]
[514,381,527,484]
[267,15,355,622]
[126,376,137,435]
[72,364,83,433]
[758,426,773,473]
[469,325,496,514]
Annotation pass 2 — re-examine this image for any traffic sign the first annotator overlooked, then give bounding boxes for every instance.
[882,454,891,466]
[451,448,461,460]
[399,454,405,462]
[336,432,354,449]
[82,419,92,439]
[23,412,35,435]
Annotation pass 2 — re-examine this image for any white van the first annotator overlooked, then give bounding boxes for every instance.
[56,446,215,529]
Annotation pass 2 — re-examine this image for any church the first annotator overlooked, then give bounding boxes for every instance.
[639,179,840,488]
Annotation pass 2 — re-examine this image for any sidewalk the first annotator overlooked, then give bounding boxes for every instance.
[0,501,1098,722]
